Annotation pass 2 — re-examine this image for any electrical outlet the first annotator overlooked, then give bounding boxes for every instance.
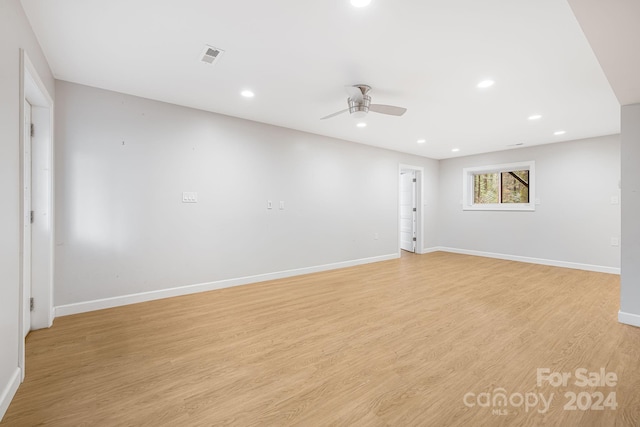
[182,192,198,203]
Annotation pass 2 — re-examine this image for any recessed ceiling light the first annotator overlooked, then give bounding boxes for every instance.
[351,0,372,7]
[554,130,566,136]
[241,90,255,98]
[452,148,460,152]
[477,79,495,88]
[528,114,542,120]
[356,122,367,128]
[417,139,426,144]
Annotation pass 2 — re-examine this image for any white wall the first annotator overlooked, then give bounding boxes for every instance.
[437,135,621,271]
[54,80,622,315]
[421,164,440,253]
[0,0,54,420]
[620,104,640,326]
[54,81,439,310]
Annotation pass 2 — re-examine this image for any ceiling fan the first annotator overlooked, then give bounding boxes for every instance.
[321,85,407,120]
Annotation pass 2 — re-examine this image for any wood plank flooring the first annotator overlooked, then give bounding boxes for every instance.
[2,252,639,426]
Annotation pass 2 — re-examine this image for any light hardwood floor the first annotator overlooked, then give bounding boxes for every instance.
[2,252,639,426]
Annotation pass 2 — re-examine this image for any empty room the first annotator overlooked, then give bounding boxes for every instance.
[2,0,640,425]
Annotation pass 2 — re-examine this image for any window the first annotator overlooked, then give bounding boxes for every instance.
[462,161,535,211]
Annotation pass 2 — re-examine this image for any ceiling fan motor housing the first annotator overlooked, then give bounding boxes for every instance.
[348,94,371,118]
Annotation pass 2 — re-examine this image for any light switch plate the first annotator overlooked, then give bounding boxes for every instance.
[182,192,198,203]
[279,201,285,210]
[267,200,273,209]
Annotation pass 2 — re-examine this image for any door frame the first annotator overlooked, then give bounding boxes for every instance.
[22,100,32,338]
[399,169,417,253]
[19,50,55,380]
[398,164,424,255]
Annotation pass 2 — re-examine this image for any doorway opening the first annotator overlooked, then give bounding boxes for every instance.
[399,164,424,255]
[19,50,54,380]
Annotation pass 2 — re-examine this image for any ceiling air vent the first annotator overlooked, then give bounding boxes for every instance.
[200,45,225,65]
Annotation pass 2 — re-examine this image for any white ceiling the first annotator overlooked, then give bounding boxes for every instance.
[21,0,621,159]
[567,0,640,106]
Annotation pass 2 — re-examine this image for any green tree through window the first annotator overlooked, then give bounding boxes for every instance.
[473,170,529,204]
[501,170,529,203]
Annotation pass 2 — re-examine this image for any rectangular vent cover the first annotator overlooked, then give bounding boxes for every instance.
[201,45,225,65]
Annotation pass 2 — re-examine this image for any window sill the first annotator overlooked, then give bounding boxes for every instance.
[463,204,535,211]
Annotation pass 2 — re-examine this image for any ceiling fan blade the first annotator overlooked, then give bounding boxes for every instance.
[320,109,349,120]
[369,104,407,116]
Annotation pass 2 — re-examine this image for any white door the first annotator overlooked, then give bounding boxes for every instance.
[400,170,417,252]
[23,101,32,337]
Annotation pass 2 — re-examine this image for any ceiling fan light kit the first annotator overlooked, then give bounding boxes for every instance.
[348,93,371,118]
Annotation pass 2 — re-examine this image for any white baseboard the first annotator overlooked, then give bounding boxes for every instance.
[618,311,640,328]
[55,253,399,317]
[0,368,21,422]
[435,247,620,275]
[421,247,441,254]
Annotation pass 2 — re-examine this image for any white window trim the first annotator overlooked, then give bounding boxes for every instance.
[462,161,535,211]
